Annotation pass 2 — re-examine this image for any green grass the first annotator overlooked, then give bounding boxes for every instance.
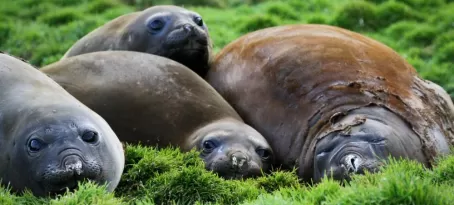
[3,145,454,205]
[0,0,452,98]
[1,0,454,204]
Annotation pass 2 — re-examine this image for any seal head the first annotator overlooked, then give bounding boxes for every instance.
[191,119,274,179]
[63,5,212,77]
[6,109,121,196]
[313,107,428,182]
[0,53,124,197]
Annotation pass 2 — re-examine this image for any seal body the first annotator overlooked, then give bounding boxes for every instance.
[62,5,212,77]
[0,53,124,197]
[205,24,454,182]
[41,51,273,180]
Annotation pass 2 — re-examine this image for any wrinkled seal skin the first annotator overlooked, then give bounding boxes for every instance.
[205,24,454,183]
[0,52,125,197]
[41,51,274,180]
[62,5,213,77]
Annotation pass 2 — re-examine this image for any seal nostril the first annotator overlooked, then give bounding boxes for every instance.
[64,156,84,175]
[230,152,248,170]
[183,24,193,32]
[351,158,356,170]
[343,154,362,173]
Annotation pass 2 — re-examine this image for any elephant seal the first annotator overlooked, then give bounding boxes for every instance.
[62,5,212,77]
[41,51,274,180]
[205,24,454,183]
[0,52,124,197]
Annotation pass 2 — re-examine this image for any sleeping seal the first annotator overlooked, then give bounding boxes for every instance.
[205,24,454,182]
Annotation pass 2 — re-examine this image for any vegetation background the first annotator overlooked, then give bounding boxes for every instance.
[0,0,453,204]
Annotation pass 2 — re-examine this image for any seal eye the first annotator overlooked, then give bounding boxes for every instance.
[81,131,98,143]
[202,140,217,153]
[28,139,43,152]
[194,16,203,26]
[256,148,271,160]
[148,19,165,31]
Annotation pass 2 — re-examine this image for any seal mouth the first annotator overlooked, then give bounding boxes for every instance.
[47,179,80,196]
[40,154,103,196]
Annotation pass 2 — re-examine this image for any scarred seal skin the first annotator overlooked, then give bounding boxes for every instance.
[205,24,454,183]
[0,52,125,197]
[62,5,213,77]
[41,51,274,180]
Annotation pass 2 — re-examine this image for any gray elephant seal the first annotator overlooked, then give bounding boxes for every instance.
[62,5,213,77]
[0,52,124,197]
[41,51,273,180]
[205,24,454,183]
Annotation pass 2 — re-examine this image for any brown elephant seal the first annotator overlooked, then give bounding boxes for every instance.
[205,24,454,183]
[41,51,273,180]
[61,5,212,77]
[0,52,124,197]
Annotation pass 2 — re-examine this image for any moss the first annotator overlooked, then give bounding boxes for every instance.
[227,0,270,7]
[397,0,446,9]
[238,14,280,33]
[286,0,333,13]
[0,23,12,47]
[375,1,426,28]
[331,1,379,31]
[116,145,263,204]
[0,182,124,205]
[434,42,454,63]
[174,0,227,8]
[17,3,57,20]
[49,182,126,205]
[86,0,124,14]
[364,0,386,4]
[369,0,446,10]
[44,0,91,7]
[115,146,204,198]
[146,166,257,204]
[244,158,454,205]
[37,8,85,26]
[403,24,438,46]
[384,21,420,39]
[264,2,300,20]
[100,7,136,20]
[434,31,454,50]
[119,0,154,10]
[254,170,301,193]
[430,154,454,185]
[405,47,434,61]
[428,4,454,31]
[306,15,329,24]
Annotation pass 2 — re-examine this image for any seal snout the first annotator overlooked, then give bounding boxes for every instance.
[167,22,208,48]
[63,155,84,176]
[183,24,194,33]
[230,152,249,171]
[342,154,363,173]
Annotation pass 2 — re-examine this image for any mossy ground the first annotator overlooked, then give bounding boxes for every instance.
[1,0,453,204]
